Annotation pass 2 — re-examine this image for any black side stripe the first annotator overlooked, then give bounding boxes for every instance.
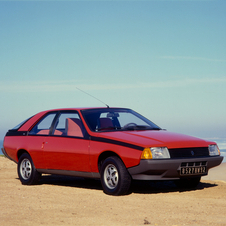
[90,136,144,151]
[5,131,144,151]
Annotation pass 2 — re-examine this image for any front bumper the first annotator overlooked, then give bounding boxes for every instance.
[128,156,224,180]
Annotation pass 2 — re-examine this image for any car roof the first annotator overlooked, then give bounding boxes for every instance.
[41,107,126,112]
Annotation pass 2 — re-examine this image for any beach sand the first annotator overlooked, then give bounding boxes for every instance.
[203,162,226,182]
[0,156,226,226]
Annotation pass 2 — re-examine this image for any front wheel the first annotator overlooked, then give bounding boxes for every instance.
[17,153,41,185]
[100,156,131,196]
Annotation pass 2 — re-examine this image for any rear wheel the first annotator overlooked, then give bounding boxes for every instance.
[100,156,131,196]
[17,153,41,185]
[174,177,201,189]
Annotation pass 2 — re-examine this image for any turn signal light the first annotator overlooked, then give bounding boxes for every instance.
[141,147,153,159]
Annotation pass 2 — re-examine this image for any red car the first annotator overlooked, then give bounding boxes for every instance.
[2,107,223,195]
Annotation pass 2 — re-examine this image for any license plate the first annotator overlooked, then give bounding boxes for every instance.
[180,166,206,175]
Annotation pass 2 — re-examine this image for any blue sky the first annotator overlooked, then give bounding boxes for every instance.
[0,0,226,143]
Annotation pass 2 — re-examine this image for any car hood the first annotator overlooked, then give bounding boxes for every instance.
[95,130,214,149]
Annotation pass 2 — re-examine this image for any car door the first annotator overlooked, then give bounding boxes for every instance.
[28,112,58,169]
[42,111,91,172]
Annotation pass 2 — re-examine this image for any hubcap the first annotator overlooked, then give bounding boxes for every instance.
[104,164,119,189]
[20,158,32,180]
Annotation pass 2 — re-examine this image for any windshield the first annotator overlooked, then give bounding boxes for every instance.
[81,108,161,132]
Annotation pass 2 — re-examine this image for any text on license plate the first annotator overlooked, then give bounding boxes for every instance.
[180,166,206,175]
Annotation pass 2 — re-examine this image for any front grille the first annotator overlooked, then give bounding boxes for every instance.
[169,147,209,159]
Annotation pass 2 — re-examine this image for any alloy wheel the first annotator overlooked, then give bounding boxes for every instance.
[104,164,119,189]
[20,158,32,180]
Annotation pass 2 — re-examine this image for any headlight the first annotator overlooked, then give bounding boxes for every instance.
[209,144,220,156]
[141,147,170,159]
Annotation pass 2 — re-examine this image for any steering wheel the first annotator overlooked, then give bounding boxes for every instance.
[122,123,137,129]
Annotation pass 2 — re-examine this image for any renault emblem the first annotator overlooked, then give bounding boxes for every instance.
[191,150,195,156]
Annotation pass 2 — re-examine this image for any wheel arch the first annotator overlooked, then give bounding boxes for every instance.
[98,151,124,172]
[17,149,30,161]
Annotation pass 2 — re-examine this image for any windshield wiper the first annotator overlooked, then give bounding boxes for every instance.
[97,126,121,131]
[123,125,161,131]
[150,127,162,130]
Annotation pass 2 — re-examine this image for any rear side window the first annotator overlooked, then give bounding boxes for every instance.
[29,113,56,135]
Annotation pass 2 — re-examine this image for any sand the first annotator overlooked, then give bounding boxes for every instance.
[0,156,226,226]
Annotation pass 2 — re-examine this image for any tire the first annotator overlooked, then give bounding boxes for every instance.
[174,176,201,189]
[100,156,131,196]
[17,153,41,185]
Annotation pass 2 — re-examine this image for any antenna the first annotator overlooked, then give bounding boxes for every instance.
[76,87,109,108]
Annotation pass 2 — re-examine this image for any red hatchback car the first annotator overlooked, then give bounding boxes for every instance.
[2,107,223,195]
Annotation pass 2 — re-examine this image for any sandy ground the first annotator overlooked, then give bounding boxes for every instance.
[0,156,226,226]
